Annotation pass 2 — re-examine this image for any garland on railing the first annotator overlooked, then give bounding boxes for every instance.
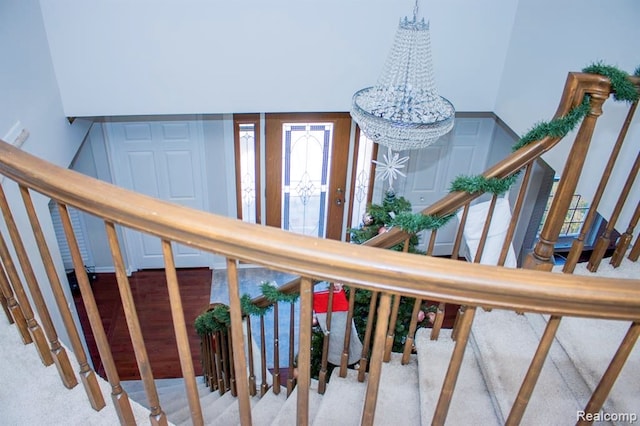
[391,211,456,234]
[584,62,640,102]
[195,63,640,368]
[350,190,432,251]
[510,96,592,152]
[194,282,299,336]
[356,62,640,235]
[195,303,231,335]
[261,282,300,303]
[447,62,638,197]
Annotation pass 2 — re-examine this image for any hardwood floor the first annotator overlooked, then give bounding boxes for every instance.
[72,267,456,382]
[73,268,212,380]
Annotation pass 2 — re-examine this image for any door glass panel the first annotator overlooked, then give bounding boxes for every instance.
[351,131,375,227]
[282,123,333,237]
[239,123,257,223]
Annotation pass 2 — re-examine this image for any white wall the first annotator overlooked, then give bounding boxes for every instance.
[39,0,518,116]
[0,1,93,349]
[495,0,640,230]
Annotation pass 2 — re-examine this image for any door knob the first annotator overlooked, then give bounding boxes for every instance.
[336,198,343,206]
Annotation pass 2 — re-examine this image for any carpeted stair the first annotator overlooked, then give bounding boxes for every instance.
[133,313,637,424]
[121,309,638,425]
[2,256,637,424]
[4,300,637,426]
[415,327,500,425]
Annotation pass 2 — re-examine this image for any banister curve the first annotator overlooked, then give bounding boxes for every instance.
[1,139,639,321]
[365,72,640,250]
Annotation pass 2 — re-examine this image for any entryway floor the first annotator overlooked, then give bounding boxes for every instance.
[73,268,212,380]
[74,266,456,381]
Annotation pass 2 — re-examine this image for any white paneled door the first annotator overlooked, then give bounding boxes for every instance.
[105,118,210,270]
[402,117,493,255]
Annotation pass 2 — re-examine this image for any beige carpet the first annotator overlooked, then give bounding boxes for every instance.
[0,315,150,426]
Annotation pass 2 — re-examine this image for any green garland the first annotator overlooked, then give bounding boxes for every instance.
[349,63,639,234]
[583,62,639,102]
[241,294,271,317]
[261,281,300,303]
[194,304,231,335]
[445,62,639,198]
[449,174,519,196]
[194,281,299,336]
[391,212,456,234]
[511,96,591,152]
[196,63,640,338]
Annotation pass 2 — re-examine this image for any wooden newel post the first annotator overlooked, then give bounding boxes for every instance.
[524,92,608,271]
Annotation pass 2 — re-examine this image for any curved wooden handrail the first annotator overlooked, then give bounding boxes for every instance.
[1,139,639,321]
[365,72,640,250]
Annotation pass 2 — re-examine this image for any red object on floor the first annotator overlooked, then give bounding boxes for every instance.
[313,289,350,313]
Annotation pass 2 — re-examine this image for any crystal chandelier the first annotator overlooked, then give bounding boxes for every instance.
[351,1,455,151]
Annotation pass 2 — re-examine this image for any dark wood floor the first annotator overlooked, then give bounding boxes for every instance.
[73,267,458,382]
[73,268,212,380]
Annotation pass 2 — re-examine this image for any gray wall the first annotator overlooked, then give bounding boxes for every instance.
[0,0,93,350]
[495,0,640,230]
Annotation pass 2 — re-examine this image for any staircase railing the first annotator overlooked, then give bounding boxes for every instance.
[0,70,639,426]
[231,70,640,401]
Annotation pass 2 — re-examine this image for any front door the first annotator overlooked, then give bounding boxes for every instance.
[105,118,211,270]
[265,113,351,240]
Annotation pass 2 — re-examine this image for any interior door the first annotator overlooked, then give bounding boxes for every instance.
[105,118,211,270]
[265,113,351,240]
[402,117,493,255]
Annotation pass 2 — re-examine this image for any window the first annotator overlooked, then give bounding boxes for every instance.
[347,129,377,234]
[234,115,376,240]
[538,177,601,249]
[233,114,261,224]
[280,122,334,237]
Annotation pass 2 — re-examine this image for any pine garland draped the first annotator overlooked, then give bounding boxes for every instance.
[194,303,231,335]
[194,281,299,336]
[261,282,300,303]
[391,211,456,234]
[511,96,592,152]
[241,294,271,317]
[446,62,639,199]
[449,174,519,196]
[583,62,639,102]
[196,63,640,336]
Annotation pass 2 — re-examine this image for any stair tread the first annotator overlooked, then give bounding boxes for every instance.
[171,390,222,425]
[270,379,323,425]
[123,379,210,413]
[471,309,584,425]
[547,314,640,416]
[416,327,499,425]
[161,382,212,416]
[250,387,288,426]
[313,353,421,426]
[312,369,366,426]
[198,391,237,425]
[375,353,422,426]
[210,393,262,425]
[374,353,421,426]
